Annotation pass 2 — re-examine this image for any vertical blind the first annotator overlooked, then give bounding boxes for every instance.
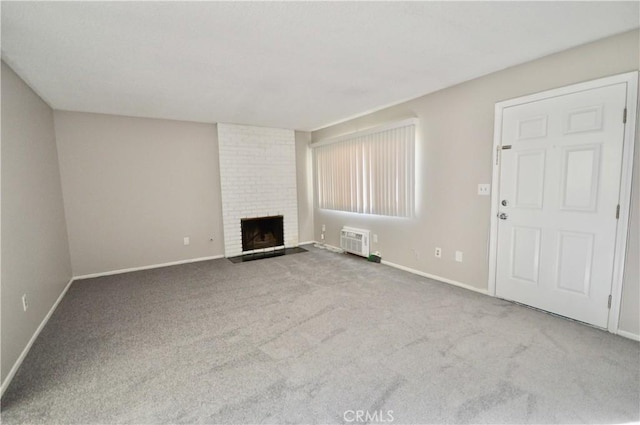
[314,120,416,217]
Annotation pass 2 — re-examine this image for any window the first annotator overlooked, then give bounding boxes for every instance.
[313,119,416,217]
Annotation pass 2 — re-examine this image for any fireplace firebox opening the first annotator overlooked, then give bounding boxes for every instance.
[241,215,284,252]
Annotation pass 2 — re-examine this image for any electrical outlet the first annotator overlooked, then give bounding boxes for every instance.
[478,184,491,196]
[183,236,190,246]
[435,247,442,258]
[321,234,325,240]
[322,224,326,232]
[455,251,463,262]
[22,294,28,312]
[373,234,378,243]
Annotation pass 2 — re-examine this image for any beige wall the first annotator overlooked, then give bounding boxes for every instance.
[54,112,225,276]
[312,30,640,335]
[295,131,314,243]
[1,62,72,385]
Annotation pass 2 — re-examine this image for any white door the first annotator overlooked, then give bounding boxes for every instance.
[495,83,627,328]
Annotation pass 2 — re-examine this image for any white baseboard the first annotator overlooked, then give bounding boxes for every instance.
[315,242,344,253]
[381,259,488,295]
[73,255,225,280]
[314,243,487,295]
[617,329,640,342]
[298,241,316,246]
[1,277,74,398]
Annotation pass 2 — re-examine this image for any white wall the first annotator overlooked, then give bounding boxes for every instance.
[1,61,72,387]
[311,29,640,336]
[619,111,640,337]
[54,111,225,276]
[295,131,314,243]
[217,123,298,257]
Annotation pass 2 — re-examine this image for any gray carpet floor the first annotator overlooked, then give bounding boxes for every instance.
[1,245,638,424]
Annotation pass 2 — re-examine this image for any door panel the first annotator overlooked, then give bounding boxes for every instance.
[565,105,603,134]
[510,226,541,284]
[555,231,594,295]
[515,150,545,209]
[560,145,601,211]
[518,115,548,140]
[496,83,627,328]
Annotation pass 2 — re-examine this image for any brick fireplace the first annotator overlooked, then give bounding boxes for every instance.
[217,123,299,257]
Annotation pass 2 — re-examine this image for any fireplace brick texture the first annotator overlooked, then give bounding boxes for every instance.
[218,123,299,257]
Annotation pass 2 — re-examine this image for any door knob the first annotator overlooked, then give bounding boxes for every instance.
[499,213,508,220]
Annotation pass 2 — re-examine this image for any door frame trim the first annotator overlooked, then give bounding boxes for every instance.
[487,71,638,334]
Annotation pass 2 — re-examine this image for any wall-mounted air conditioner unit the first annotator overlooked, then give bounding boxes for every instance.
[340,227,370,258]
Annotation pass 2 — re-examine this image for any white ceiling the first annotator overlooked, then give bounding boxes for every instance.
[1,2,638,131]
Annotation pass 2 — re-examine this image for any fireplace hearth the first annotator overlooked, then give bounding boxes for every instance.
[241,215,284,252]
